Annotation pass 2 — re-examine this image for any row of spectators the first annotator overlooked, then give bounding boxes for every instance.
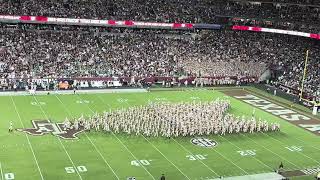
[0,24,319,96]
[1,0,319,32]
[251,0,320,6]
[0,24,267,79]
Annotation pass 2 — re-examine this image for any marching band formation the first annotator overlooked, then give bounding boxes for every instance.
[63,99,280,137]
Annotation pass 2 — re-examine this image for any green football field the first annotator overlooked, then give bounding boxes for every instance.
[0,87,319,180]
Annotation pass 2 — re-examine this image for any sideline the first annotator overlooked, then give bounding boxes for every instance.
[0,89,147,96]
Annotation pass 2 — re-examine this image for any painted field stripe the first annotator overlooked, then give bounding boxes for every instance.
[32,96,83,180]
[218,135,274,171]
[289,136,320,152]
[54,94,120,180]
[243,89,320,153]
[117,93,192,179]
[171,138,220,177]
[218,89,312,169]
[76,94,156,180]
[10,96,45,180]
[122,93,203,179]
[182,90,250,175]
[241,133,300,169]
[244,88,319,121]
[262,132,320,165]
[146,91,248,176]
[0,162,3,180]
[139,135,191,180]
[184,81,275,172]
[144,91,220,177]
[237,89,320,163]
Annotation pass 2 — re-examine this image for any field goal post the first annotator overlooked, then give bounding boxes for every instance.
[299,49,320,115]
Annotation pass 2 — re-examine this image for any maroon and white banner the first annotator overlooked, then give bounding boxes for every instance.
[0,15,193,30]
[1,15,319,40]
[232,25,319,40]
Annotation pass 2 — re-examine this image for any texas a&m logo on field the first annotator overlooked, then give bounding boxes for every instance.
[17,120,85,140]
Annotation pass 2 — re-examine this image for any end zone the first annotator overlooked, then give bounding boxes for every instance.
[223,89,320,136]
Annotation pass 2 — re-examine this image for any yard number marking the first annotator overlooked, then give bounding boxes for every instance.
[285,146,303,152]
[131,160,152,167]
[4,173,14,180]
[237,150,256,156]
[154,97,167,101]
[190,96,200,100]
[117,98,128,103]
[301,167,320,175]
[65,166,87,173]
[31,102,46,106]
[186,154,207,161]
[191,138,218,148]
[76,100,91,104]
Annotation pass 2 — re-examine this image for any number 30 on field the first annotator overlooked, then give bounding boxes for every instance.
[65,166,87,173]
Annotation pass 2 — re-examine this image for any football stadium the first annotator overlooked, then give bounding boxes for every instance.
[0,0,320,180]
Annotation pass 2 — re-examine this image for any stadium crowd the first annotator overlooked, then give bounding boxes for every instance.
[0,0,319,98]
[0,25,267,79]
[1,0,320,32]
[0,23,319,97]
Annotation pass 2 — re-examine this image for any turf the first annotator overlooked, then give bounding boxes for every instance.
[0,88,319,180]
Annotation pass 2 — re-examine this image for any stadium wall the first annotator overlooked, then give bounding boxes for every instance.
[251,84,318,110]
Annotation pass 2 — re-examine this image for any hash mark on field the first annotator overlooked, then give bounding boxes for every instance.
[11,96,45,180]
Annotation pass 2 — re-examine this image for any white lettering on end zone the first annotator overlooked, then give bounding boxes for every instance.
[234,94,310,121]
[301,167,320,175]
[299,124,320,133]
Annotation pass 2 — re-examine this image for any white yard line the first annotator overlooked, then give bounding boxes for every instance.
[117,93,195,179]
[243,90,320,157]
[10,96,45,180]
[32,96,83,180]
[138,135,191,180]
[218,135,274,171]
[0,162,4,180]
[290,136,320,153]
[182,91,250,175]
[99,93,192,179]
[54,94,120,180]
[171,138,220,177]
[146,93,220,177]
[187,90,302,171]
[147,91,248,177]
[241,134,301,169]
[76,94,156,180]
[213,147,249,175]
[261,132,320,165]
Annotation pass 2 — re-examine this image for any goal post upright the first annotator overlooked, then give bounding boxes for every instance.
[299,49,309,101]
[298,49,319,115]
